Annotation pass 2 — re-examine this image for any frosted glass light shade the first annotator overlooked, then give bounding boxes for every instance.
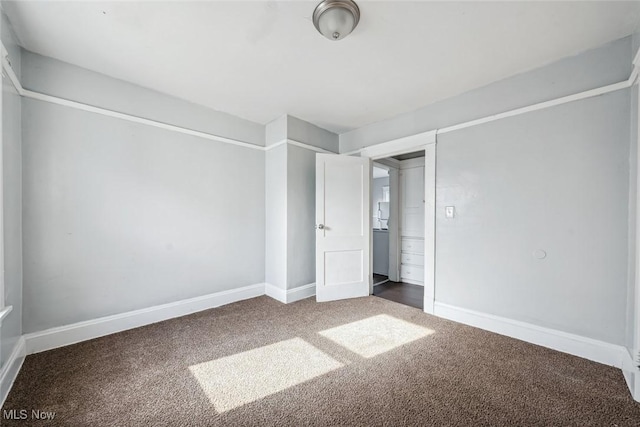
[317,8,355,40]
[313,0,360,41]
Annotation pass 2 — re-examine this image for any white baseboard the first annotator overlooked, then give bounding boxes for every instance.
[623,369,635,397]
[402,279,424,286]
[0,337,26,408]
[265,283,287,303]
[265,283,316,304]
[287,283,316,303]
[433,302,629,369]
[622,348,640,402]
[24,283,266,355]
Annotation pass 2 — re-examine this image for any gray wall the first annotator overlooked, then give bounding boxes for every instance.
[287,115,339,153]
[265,143,287,290]
[341,36,632,153]
[21,51,265,147]
[22,98,265,333]
[264,115,337,292]
[436,90,630,345]
[287,144,316,289]
[0,10,22,368]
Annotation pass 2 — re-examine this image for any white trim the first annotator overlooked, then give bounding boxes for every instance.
[341,78,632,156]
[630,60,640,403]
[623,369,634,393]
[22,89,265,151]
[0,305,12,322]
[265,138,335,154]
[24,283,265,355]
[286,139,334,154]
[423,144,436,314]
[628,67,639,87]
[360,130,437,159]
[398,156,426,169]
[0,337,26,408]
[437,81,629,135]
[374,157,401,169]
[434,302,629,369]
[265,283,287,303]
[622,369,640,402]
[0,44,5,312]
[633,46,640,69]
[1,44,265,152]
[286,283,316,303]
[359,133,436,315]
[1,46,23,97]
[265,283,316,304]
[265,139,288,151]
[624,347,639,372]
[2,46,341,156]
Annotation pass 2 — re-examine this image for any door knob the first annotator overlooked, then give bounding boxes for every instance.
[316,224,325,230]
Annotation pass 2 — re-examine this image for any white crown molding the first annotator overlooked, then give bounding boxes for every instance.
[342,72,635,157]
[286,139,334,154]
[2,43,341,156]
[23,88,266,150]
[437,80,630,135]
[1,43,265,151]
[357,130,437,159]
[265,139,336,154]
[4,40,636,158]
[24,283,266,355]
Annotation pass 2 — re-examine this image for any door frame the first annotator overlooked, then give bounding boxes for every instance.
[372,159,400,283]
[359,130,437,314]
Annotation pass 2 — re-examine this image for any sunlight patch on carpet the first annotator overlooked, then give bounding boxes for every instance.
[318,314,434,358]
[189,337,343,413]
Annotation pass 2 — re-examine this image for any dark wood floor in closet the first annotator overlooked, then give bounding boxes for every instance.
[373,277,424,310]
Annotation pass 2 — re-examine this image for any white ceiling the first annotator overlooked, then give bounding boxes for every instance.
[5,1,640,134]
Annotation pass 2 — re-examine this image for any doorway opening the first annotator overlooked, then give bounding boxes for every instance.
[372,150,426,310]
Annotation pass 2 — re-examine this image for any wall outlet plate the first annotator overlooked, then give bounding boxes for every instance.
[445,206,455,218]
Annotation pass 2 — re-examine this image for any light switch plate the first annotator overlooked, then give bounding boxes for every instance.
[445,206,455,218]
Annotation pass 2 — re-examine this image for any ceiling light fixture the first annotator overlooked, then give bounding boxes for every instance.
[313,0,360,41]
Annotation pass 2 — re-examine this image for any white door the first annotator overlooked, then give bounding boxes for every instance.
[316,154,371,302]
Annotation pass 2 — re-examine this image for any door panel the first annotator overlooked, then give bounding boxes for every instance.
[323,161,364,237]
[316,154,370,302]
[324,250,364,286]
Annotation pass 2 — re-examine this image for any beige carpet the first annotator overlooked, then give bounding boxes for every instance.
[3,296,640,426]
